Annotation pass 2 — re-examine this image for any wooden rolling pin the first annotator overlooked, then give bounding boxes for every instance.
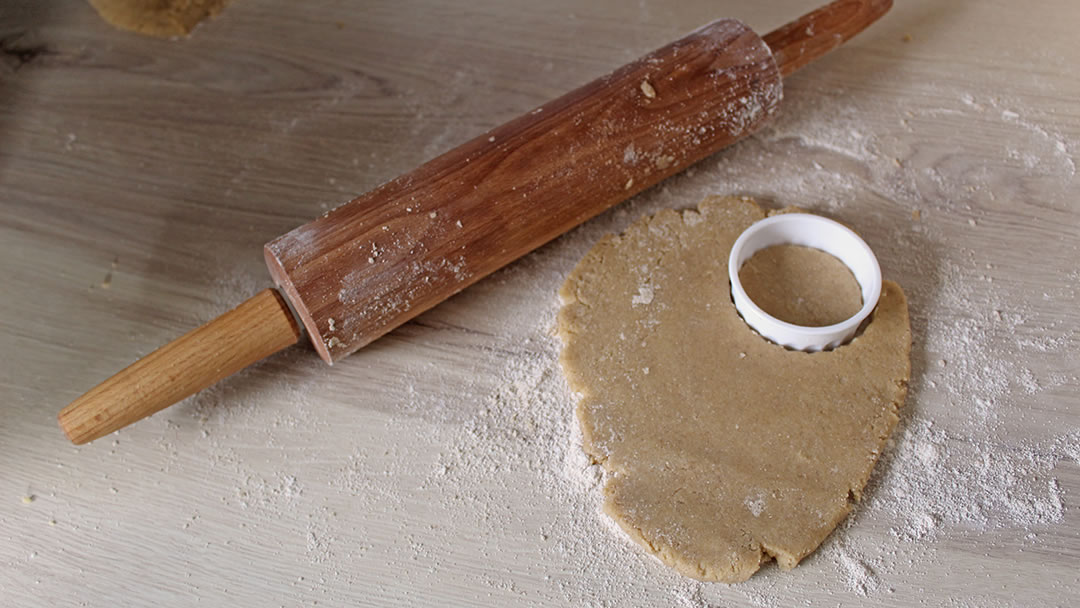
[59,0,892,444]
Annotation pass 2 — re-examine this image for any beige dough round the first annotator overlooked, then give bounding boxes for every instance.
[557,196,910,582]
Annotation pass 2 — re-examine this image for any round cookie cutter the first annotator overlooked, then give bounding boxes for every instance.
[727,213,882,352]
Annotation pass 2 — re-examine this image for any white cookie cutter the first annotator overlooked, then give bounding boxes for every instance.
[727,213,882,352]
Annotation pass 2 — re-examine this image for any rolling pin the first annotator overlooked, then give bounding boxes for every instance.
[59,0,893,444]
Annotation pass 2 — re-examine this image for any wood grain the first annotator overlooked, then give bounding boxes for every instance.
[266,19,781,363]
[764,0,893,77]
[54,1,891,442]
[267,1,893,366]
[1,1,1078,606]
[57,288,301,444]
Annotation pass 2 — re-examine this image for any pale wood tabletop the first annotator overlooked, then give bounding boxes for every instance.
[2,1,1078,606]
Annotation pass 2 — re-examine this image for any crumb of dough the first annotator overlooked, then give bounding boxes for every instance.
[87,0,230,38]
[640,79,657,99]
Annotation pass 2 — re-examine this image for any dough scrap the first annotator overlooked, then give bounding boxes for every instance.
[557,196,910,582]
[88,0,230,38]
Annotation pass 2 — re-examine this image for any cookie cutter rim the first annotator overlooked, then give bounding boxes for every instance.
[727,213,882,352]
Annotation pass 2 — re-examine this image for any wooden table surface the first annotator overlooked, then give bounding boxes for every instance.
[2,1,1078,606]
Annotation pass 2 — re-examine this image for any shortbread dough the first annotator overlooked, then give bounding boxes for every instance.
[88,0,229,38]
[557,196,910,582]
[739,243,862,327]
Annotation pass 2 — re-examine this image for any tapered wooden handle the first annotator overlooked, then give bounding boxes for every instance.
[58,289,302,445]
[765,0,893,77]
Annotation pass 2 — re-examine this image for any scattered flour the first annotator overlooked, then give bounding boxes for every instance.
[180,75,1079,605]
[744,492,767,518]
[832,541,881,597]
[71,44,1078,608]
[367,73,1080,604]
[12,19,1078,608]
[631,284,655,306]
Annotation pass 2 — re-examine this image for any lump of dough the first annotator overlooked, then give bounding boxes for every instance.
[557,196,910,582]
[88,0,230,38]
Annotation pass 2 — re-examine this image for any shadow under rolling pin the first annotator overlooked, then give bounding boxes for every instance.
[59,0,893,444]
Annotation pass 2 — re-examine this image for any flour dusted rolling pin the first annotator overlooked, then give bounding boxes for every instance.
[59,0,892,444]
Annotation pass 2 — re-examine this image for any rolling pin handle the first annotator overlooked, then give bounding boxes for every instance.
[764,0,893,77]
[57,289,302,445]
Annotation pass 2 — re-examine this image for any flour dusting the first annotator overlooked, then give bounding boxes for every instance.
[133,37,1079,608]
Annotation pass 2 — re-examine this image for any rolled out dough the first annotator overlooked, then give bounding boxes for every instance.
[557,196,910,582]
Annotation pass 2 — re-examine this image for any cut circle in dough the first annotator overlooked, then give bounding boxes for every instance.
[739,244,862,328]
[557,196,910,582]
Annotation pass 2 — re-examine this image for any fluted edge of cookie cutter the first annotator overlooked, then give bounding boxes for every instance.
[727,213,882,352]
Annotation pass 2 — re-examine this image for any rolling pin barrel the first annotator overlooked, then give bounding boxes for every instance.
[265,19,783,363]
